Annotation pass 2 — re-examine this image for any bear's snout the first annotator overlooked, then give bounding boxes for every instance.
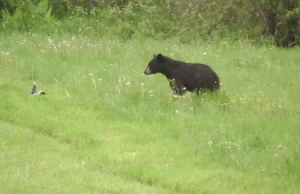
[144,66,151,75]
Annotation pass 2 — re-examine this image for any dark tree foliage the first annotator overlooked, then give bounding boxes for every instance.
[0,0,17,20]
[250,0,300,47]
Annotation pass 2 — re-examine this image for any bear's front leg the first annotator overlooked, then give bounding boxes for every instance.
[168,78,185,96]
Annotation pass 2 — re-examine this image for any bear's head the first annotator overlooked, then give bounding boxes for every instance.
[144,54,165,75]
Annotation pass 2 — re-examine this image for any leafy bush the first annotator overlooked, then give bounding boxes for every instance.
[0,0,298,46]
[1,0,59,33]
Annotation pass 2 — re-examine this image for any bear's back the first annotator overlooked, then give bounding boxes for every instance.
[175,62,220,91]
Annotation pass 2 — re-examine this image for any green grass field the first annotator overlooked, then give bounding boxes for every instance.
[1,33,300,193]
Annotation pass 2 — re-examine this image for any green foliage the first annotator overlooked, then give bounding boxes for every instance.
[1,0,57,32]
[251,0,300,47]
[48,0,69,19]
[285,7,300,20]
[0,0,299,45]
[0,0,262,43]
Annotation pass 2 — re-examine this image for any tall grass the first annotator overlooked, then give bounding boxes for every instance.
[0,33,300,193]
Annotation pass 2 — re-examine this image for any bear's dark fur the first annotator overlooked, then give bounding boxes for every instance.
[143,54,220,96]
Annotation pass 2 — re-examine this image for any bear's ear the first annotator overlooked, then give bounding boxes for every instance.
[153,54,157,58]
[157,53,164,61]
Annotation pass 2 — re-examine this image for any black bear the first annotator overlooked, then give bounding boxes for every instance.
[143,54,220,96]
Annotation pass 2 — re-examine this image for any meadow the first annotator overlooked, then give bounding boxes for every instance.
[0,33,300,193]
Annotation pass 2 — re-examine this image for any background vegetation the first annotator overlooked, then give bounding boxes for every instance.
[0,0,300,193]
[0,0,299,46]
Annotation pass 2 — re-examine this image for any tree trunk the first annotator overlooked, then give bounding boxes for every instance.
[264,9,277,36]
[249,0,278,36]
